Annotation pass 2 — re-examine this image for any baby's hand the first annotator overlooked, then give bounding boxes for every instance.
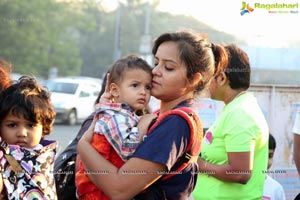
[137,114,157,140]
[99,73,112,103]
[99,91,112,103]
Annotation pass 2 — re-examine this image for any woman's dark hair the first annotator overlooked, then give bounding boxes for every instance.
[0,76,56,138]
[152,30,228,93]
[222,44,251,90]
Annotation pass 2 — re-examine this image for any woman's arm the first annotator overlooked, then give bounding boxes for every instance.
[198,151,252,184]
[78,117,167,200]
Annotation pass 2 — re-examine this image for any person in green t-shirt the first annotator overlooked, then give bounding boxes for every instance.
[192,44,269,200]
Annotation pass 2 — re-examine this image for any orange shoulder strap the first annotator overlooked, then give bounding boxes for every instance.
[147,107,203,180]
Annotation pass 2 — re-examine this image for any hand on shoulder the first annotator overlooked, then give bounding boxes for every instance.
[137,114,157,139]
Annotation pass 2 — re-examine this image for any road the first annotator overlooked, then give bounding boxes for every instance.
[47,123,81,155]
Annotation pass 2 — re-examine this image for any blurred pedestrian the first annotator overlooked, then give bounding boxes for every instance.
[193,44,269,199]
[262,133,286,200]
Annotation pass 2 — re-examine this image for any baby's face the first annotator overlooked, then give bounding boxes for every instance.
[0,112,43,148]
[112,69,152,111]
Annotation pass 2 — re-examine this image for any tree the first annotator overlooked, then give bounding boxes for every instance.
[0,0,238,79]
[0,0,81,78]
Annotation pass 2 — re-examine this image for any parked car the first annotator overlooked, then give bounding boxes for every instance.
[45,76,102,125]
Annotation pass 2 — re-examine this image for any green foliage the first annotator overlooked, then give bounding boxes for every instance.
[0,0,237,79]
[0,0,81,78]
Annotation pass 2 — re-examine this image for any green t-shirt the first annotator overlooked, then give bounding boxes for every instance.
[193,92,269,200]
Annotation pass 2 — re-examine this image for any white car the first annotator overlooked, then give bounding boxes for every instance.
[45,76,102,125]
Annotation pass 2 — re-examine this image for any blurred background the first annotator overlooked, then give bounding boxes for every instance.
[1,0,299,84]
[1,0,300,199]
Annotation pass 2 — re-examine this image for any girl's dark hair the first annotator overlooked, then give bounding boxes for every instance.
[0,76,56,138]
[152,30,228,93]
[108,54,152,85]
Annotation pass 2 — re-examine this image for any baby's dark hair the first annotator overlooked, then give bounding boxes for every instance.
[108,54,152,85]
[269,133,276,150]
[0,76,56,138]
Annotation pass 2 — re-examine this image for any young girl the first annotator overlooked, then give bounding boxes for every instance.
[75,54,152,200]
[0,76,57,200]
